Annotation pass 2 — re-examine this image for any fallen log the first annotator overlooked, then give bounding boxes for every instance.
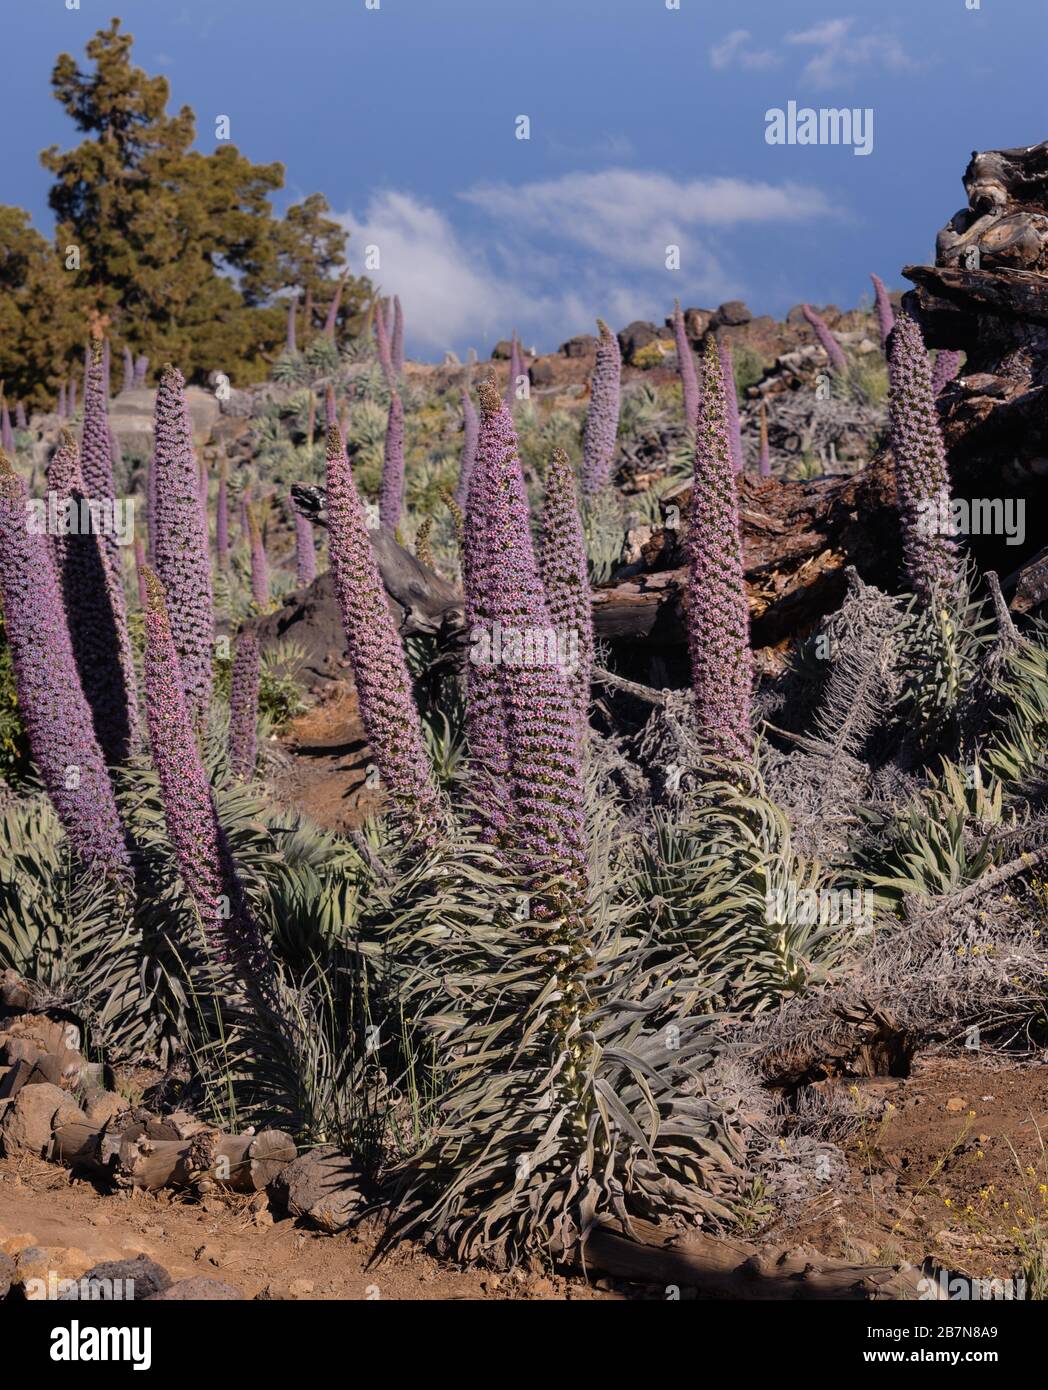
[582,1217,937,1300]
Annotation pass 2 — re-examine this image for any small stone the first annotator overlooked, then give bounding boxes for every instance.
[946,1097,967,1112]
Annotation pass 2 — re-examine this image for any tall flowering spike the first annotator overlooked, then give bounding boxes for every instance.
[323,278,343,338]
[870,274,895,350]
[931,349,962,397]
[247,503,270,609]
[324,423,442,833]
[581,319,622,496]
[392,294,405,374]
[672,299,700,434]
[374,296,396,388]
[141,566,274,995]
[121,344,134,393]
[228,630,261,780]
[539,447,593,734]
[0,451,129,875]
[46,430,136,765]
[385,296,396,343]
[239,486,251,543]
[887,314,962,600]
[133,355,149,389]
[77,333,138,750]
[58,382,67,418]
[68,379,77,416]
[454,387,480,506]
[285,293,297,353]
[460,404,511,838]
[719,337,744,474]
[379,389,405,530]
[102,337,111,397]
[293,494,316,586]
[472,381,587,885]
[151,365,215,721]
[801,304,848,374]
[216,458,230,571]
[0,402,13,455]
[686,339,754,761]
[758,399,771,478]
[15,402,27,431]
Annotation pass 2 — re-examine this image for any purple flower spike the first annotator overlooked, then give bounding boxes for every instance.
[151,365,215,721]
[686,338,754,762]
[79,337,139,748]
[374,297,396,389]
[539,447,593,734]
[0,401,13,455]
[870,274,895,350]
[673,300,700,434]
[293,495,316,586]
[470,381,587,887]
[121,344,134,393]
[68,379,77,416]
[247,503,270,609]
[324,423,442,836]
[379,389,405,530]
[0,450,129,875]
[887,314,962,601]
[454,388,479,507]
[58,383,67,419]
[931,349,962,397]
[141,565,274,997]
[47,429,136,765]
[228,629,261,780]
[392,295,405,374]
[719,337,744,474]
[581,319,621,495]
[133,355,149,389]
[801,304,848,374]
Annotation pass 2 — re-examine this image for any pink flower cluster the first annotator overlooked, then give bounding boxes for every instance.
[539,447,593,733]
[581,320,621,495]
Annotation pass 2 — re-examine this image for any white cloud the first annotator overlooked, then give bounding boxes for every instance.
[337,171,836,358]
[786,17,917,88]
[709,29,780,72]
[336,191,537,355]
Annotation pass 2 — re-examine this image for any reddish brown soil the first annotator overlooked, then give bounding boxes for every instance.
[771,1054,1048,1282]
[273,685,381,833]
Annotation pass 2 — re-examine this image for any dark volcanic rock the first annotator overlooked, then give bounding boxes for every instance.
[715,300,752,326]
[560,334,597,357]
[59,1255,172,1301]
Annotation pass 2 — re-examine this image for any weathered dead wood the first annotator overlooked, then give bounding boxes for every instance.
[582,1217,936,1300]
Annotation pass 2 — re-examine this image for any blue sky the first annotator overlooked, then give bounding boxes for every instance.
[3,0,1044,359]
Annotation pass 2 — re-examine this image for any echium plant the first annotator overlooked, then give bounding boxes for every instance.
[673,298,700,434]
[80,336,139,747]
[581,319,621,495]
[802,303,848,374]
[931,349,961,397]
[0,450,129,875]
[216,459,230,572]
[539,447,593,734]
[293,493,316,586]
[151,365,215,721]
[324,423,443,836]
[870,273,895,350]
[374,297,396,389]
[47,430,136,765]
[461,412,511,839]
[454,387,479,507]
[686,338,754,761]
[228,630,261,780]
[887,313,962,602]
[392,294,405,374]
[141,566,275,998]
[472,380,587,886]
[378,389,405,529]
[0,401,13,455]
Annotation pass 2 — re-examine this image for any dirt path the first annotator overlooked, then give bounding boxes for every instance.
[271,685,381,834]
